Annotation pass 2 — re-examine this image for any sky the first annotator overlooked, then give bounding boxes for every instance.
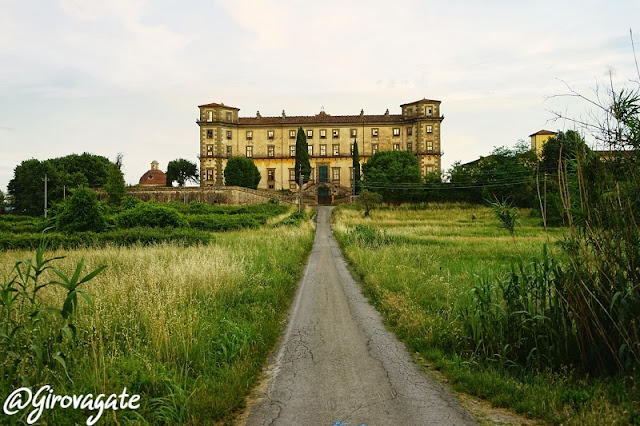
[1,0,639,193]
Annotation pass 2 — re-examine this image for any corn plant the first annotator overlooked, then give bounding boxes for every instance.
[0,239,105,387]
[488,197,518,240]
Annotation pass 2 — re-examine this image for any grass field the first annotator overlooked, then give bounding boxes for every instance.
[0,221,314,424]
[333,203,638,425]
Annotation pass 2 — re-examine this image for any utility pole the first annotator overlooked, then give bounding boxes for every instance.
[298,163,304,212]
[43,174,48,218]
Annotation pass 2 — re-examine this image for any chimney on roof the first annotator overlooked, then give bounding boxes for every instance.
[256,111,261,118]
[360,109,364,116]
[282,110,286,118]
[385,109,389,116]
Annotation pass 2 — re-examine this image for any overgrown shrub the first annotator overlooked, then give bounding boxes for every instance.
[55,186,107,232]
[347,224,397,248]
[275,211,307,227]
[115,202,188,228]
[187,214,260,231]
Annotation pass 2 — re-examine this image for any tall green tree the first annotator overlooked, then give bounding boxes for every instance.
[352,139,362,195]
[166,158,199,186]
[104,163,126,206]
[540,130,590,172]
[294,127,311,184]
[8,153,112,215]
[224,157,261,189]
[362,151,422,203]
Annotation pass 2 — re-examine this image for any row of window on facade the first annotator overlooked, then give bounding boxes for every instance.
[205,163,435,185]
[206,141,436,158]
[205,126,434,141]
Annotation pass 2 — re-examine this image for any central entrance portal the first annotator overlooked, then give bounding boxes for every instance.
[317,186,332,205]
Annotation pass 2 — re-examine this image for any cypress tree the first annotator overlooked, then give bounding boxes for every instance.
[353,139,362,195]
[295,127,311,184]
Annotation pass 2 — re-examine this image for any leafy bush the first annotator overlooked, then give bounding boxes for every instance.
[121,195,143,211]
[55,187,107,232]
[224,157,261,189]
[275,211,307,227]
[115,202,188,228]
[187,214,260,231]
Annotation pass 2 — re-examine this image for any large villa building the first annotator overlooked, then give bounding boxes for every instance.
[196,99,443,195]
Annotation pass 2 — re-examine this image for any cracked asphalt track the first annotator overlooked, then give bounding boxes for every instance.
[243,206,476,425]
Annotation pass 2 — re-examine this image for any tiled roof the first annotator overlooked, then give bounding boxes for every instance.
[400,98,442,106]
[139,169,167,186]
[529,129,557,137]
[238,113,405,125]
[198,102,240,110]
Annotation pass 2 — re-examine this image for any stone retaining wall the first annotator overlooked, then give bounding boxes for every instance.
[102,186,297,205]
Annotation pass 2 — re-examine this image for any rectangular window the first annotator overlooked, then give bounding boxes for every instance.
[372,128,379,137]
[372,143,378,154]
[267,169,275,181]
[289,169,296,181]
[308,145,313,156]
[206,129,213,139]
[332,167,340,182]
[289,145,296,157]
[427,125,433,133]
[320,144,327,156]
[207,144,213,155]
[290,130,296,139]
[333,144,340,156]
[350,129,357,138]
[289,182,297,190]
[426,141,433,151]
[246,130,253,140]
[426,165,435,174]
[226,145,232,157]
[307,130,313,139]
[332,129,339,138]
[351,144,354,155]
[267,130,274,139]
[320,129,327,139]
[268,145,275,157]
[246,146,253,157]
[206,111,213,122]
[226,112,232,121]
[206,168,214,180]
[226,130,232,139]
[393,128,400,136]
[407,126,412,136]
[407,142,413,152]
[393,143,400,151]
[425,106,433,116]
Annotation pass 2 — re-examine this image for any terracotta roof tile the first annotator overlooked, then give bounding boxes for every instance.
[400,98,442,106]
[198,102,240,110]
[139,169,167,186]
[238,114,405,125]
[529,129,557,137]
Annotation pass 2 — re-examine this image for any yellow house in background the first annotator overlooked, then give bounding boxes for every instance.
[530,129,557,156]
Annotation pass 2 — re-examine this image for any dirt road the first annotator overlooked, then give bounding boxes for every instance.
[244,206,476,425]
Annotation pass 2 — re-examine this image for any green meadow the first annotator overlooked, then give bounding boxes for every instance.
[333,203,638,425]
[0,206,314,425]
